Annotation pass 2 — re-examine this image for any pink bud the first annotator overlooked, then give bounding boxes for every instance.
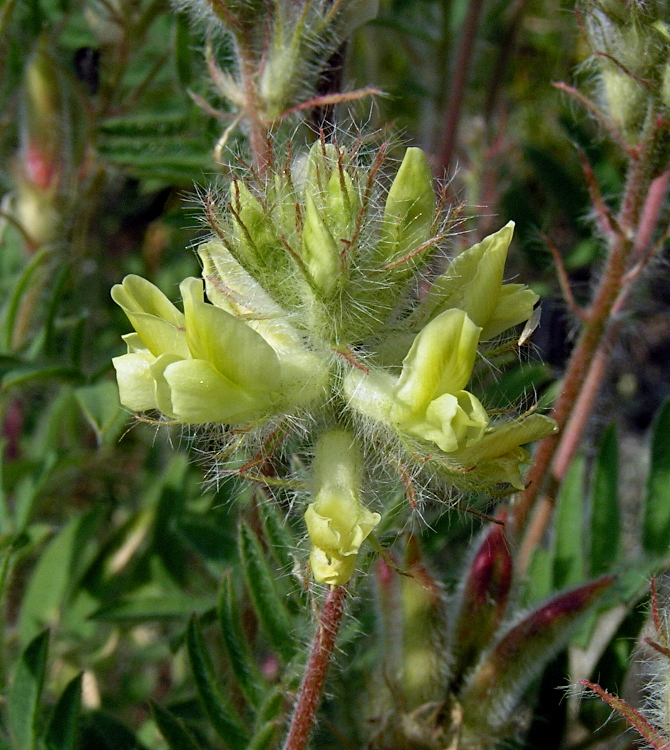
[24,140,57,191]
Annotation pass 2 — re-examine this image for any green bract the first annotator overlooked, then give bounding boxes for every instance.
[112,141,557,582]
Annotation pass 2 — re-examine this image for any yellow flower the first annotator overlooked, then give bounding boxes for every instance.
[411,221,538,340]
[304,430,380,586]
[345,309,489,454]
[112,272,327,424]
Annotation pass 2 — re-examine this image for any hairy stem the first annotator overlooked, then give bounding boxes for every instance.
[513,145,655,535]
[283,585,347,750]
[238,50,273,177]
[438,0,487,172]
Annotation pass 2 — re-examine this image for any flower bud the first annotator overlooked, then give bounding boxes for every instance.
[302,191,342,296]
[375,148,435,274]
[230,179,282,271]
[304,430,380,586]
[459,577,614,738]
[399,536,447,708]
[450,519,512,685]
[14,37,88,246]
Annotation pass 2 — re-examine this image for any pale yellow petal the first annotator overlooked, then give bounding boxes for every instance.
[163,358,269,424]
[180,277,281,393]
[394,309,481,415]
[113,352,158,413]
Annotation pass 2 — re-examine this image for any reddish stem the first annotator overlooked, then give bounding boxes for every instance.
[513,147,654,534]
[282,586,347,750]
[237,49,273,177]
[439,0,487,172]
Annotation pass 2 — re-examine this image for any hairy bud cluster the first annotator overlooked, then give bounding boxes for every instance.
[578,0,670,149]
[113,140,556,585]
[188,0,378,123]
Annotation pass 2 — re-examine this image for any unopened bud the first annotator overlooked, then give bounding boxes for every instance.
[459,577,614,737]
[302,192,342,296]
[400,535,447,708]
[450,519,513,684]
[376,148,435,274]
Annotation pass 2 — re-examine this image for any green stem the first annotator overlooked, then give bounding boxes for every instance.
[282,585,347,750]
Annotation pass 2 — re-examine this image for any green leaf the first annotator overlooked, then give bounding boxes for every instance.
[186,616,249,750]
[41,261,70,359]
[12,453,57,533]
[2,365,86,392]
[74,381,127,446]
[590,424,620,576]
[80,711,148,750]
[44,673,82,750]
[524,547,553,605]
[255,688,284,726]
[238,523,296,662]
[151,702,201,750]
[258,500,295,574]
[174,14,192,88]
[643,399,670,556]
[0,248,51,352]
[92,595,215,622]
[553,454,586,590]
[247,722,280,750]
[217,571,265,707]
[19,514,97,644]
[0,444,9,534]
[8,630,49,750]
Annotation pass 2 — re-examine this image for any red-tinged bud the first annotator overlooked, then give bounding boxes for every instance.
[459,576,614,740]
[13,36,91,247]
[24,140,57,191]
[450,520,513,686]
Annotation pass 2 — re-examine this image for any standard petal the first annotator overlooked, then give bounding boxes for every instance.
[112,277,188,359]
[199,240,293,341]
[412,221,515,329]
[180,277,281,393]
[394,309,481,415]
[163,358,270,424]
[113,352,158,413]
[112,275,185,326]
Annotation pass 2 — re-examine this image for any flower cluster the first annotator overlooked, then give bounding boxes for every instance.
[112,140,556,584]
